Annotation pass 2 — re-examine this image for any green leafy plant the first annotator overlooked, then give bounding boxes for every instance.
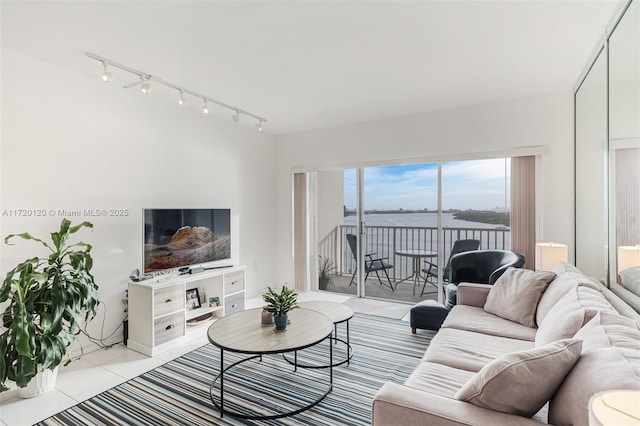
[318,256,336,290]
[262,285,299,317]
[0,219,100,392]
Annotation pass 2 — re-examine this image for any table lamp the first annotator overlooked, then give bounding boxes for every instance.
[535,242,568,271]
[618,245,640,272]
[589,390,640,425]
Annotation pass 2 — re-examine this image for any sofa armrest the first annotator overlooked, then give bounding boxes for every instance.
[372,382,544,426]
[456,283,492,307]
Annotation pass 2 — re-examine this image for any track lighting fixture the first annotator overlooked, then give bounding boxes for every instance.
[101,61,113,83]
[86,52,267,130]
[140,76,152,94]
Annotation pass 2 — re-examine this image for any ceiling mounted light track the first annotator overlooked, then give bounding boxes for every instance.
[86,51,267,131]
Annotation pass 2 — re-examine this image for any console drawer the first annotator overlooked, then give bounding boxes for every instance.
[154,285,184,317]
[224,271,244,294]
[225,292,244,315]
[154,312,184,346]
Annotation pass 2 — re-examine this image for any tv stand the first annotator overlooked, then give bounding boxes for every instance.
[127,265,246,357]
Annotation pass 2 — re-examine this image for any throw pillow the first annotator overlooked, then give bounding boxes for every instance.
[454,339,583,417]
[484,267,556,328]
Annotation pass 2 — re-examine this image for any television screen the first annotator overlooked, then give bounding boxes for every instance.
[143,208,231,274]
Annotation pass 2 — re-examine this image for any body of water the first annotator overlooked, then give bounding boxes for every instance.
[344,212,508,230]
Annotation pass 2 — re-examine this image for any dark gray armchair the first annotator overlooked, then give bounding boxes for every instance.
[445,250,525,309]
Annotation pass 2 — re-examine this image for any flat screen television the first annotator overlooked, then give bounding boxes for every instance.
[143,208,231,274]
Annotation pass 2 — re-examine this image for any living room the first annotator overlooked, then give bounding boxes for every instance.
[1,1,639,425]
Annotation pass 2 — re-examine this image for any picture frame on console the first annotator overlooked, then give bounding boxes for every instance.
[186,288,201,310]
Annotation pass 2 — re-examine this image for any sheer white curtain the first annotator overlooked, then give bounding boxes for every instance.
[510,156,536,270]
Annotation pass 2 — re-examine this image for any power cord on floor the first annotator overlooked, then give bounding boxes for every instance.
[80,300,125,350]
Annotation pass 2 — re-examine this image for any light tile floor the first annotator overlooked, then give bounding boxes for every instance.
[0,291,392,426]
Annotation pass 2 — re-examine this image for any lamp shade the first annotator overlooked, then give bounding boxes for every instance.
[589,390,640,425]
[618,246,640,272]
[535,242,568,271]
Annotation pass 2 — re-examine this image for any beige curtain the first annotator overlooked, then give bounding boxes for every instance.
[293,173,308,290]
[615,148,640,250]
[511,156,536,270]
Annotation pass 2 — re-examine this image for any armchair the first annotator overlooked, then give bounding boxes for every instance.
[445,250,525,309]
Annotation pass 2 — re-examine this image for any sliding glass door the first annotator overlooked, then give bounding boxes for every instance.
[314,158,514,304]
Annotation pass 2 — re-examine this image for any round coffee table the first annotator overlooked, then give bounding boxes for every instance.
[283,301,354,368]
[207,308,333,420]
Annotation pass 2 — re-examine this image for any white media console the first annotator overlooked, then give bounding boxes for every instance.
[127,265,246,356]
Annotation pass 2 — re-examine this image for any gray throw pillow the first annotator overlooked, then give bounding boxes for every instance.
[484,267,556,327]
[454,339,583,417]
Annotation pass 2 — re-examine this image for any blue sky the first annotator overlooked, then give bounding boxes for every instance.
[344,159,510,211]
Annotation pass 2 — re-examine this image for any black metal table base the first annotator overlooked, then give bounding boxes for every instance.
[210,336,333,420]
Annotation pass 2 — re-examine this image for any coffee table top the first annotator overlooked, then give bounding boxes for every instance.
[298,301,354,324]
[207,308,333,354]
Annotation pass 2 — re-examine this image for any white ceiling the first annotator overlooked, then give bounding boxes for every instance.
[1,1,626,135]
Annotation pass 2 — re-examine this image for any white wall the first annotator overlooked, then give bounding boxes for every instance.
[275,93,575,286]
[0,49,278,352]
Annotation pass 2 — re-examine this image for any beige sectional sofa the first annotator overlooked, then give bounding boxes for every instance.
[372,263,640,425]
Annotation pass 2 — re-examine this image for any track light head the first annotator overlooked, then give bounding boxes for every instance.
[177,90,186,107]
[232,110,240,123]
[256,119,263,132]
[101,62,113,83]
[140,76,151,95]
[202,99,209,114]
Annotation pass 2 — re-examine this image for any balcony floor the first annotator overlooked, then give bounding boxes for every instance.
[322,274,440,304]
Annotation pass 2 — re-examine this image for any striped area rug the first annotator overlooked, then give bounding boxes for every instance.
[38,314,435,426]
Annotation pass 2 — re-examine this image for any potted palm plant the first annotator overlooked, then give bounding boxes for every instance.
[262,285,299,330]
[0,219,100,397]
[318,256,336,290]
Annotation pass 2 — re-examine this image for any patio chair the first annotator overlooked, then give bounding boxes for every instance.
[346,234,395,291]
[420,239,480,296]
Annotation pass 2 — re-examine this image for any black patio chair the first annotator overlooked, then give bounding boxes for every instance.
[346,234,395,291]
[420,239,480,296]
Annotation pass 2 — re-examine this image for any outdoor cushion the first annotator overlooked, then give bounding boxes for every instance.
[536,263,601,326]
[455,339,582,418]
[535,285,614,346]
[484,268,556,328]
[423,327,533,372]
[442,305,536,341]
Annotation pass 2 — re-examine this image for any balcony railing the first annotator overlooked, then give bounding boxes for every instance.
[318,225,510,281]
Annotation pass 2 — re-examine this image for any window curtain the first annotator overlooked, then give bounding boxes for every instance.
[510,156,536,270]
[293,173,308,290]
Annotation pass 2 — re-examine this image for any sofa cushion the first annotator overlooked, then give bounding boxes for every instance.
[404,361,475,398]
[454,339,582,417]
[442,305,537,341]
[536,263,601,326]
[535,285,614,346]
[548,309,640,425]
[484,268,556,327]
[620,266,640,295]
[549,347,640,426]
[423,328,533,372]
[574,310,640,350]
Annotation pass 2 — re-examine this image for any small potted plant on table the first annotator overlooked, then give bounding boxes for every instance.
[262,285,299,331]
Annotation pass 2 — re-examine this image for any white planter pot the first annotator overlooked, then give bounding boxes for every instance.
[18,366,59,398]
